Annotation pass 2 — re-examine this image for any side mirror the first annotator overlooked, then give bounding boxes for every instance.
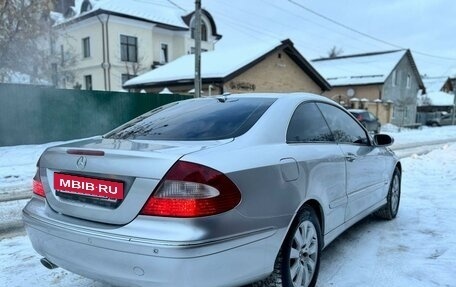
[373,134,394,147]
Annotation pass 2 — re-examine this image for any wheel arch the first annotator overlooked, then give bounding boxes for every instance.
[301,199,325,235]
[395,161,402,174]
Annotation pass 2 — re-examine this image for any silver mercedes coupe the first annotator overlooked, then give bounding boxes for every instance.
[23,93,401,287]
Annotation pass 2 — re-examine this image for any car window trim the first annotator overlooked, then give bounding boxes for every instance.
[316,102,372,146]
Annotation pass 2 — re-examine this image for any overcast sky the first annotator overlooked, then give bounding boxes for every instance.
[173,0,456,77]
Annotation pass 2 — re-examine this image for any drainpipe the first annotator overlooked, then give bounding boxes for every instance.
[106,15,111,91]
[97,14,111,91]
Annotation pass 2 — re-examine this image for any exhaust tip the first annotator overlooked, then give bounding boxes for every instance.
[40,258,58,269]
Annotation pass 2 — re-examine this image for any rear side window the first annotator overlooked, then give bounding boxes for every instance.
[317,103,369,144]
[105,97,275,141]
[287,102,334,143]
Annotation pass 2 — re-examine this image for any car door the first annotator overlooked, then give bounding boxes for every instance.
[316,103,387,221]
[286,102,347,233]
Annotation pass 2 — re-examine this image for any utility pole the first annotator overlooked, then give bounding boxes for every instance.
[452,87,456,125]
[194,0,202,98]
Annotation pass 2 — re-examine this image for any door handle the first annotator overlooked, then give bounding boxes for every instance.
[345,153,357,162]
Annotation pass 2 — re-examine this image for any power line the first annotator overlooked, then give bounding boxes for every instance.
[287,0,456,62]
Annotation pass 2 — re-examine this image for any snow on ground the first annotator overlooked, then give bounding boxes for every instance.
[384,124,456,147]
[0,142,61,194]
[318,144,456,287]
[1,126,456,286]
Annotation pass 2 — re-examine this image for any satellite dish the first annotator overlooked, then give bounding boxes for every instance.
[346,88,355,97]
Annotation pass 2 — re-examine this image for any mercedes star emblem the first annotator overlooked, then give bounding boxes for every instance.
[76,156,87,170]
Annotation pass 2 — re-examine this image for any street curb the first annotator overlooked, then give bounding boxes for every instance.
[0,189,32,203]
[0,220,25,239]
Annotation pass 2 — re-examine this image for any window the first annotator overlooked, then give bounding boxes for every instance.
[82,37,90,58]
[105,98,276,141]
[317,103,368,144]
[60,45,64,66]
[121,74,135,85]
[406,74,411,89]
[287,102,334,143]
[84,75,92,90]
[191,20,208,41]
[120,35,137,62]
[81,0,93,13]
[160,43,168,63]
[392,70,397,87]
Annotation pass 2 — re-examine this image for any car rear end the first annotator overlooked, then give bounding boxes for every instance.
[22,97,284,287]
[349,109,381,133]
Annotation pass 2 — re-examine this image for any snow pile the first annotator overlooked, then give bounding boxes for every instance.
[0,143,53,193]
[383,124,456,147]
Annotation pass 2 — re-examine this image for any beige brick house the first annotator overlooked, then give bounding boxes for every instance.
[124,39,330,95]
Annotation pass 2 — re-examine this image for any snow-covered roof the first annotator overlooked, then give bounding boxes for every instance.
[422,76,450,93]
[311,50,407,86]
[124,39,329,90]
[125,40,282,87]
[418,91,454,106]
[56,0,189,28]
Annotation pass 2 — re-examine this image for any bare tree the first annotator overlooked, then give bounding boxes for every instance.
[327,46,343,58]
[0,0,55,83]
[123,59,145,77]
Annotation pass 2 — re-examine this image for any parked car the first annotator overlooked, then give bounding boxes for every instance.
[23,93,401,287]
[348,109,381,133]
[427,114,455,126]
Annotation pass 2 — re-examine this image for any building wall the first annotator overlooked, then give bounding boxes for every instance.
[225,49,323,94]
[56,17,105,90]
[382,55,421,126]
[322,85,382,105]
[55,12,217,91]
[319,54,421,126]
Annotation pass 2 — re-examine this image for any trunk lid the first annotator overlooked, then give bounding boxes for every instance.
[39,137,231,225]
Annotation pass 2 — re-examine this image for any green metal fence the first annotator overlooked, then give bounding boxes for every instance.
[0,83,191,146]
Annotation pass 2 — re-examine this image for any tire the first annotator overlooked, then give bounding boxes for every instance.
[250,206,322,287]
[375,167,401,220]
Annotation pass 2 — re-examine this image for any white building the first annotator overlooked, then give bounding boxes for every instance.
[52,0,221,91]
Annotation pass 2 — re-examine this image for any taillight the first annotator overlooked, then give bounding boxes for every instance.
[140,161,241,217]
[33,168,45,197]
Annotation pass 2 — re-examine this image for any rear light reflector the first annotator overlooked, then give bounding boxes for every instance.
[141,161,241,217]
[33,169,45,197]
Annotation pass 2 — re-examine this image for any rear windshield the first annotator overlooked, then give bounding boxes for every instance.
[105,97,276,141]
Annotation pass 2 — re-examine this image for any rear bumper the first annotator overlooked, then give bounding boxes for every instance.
[22,197,286,287]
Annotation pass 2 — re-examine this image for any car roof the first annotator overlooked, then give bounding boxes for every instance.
[217,92,339,105]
